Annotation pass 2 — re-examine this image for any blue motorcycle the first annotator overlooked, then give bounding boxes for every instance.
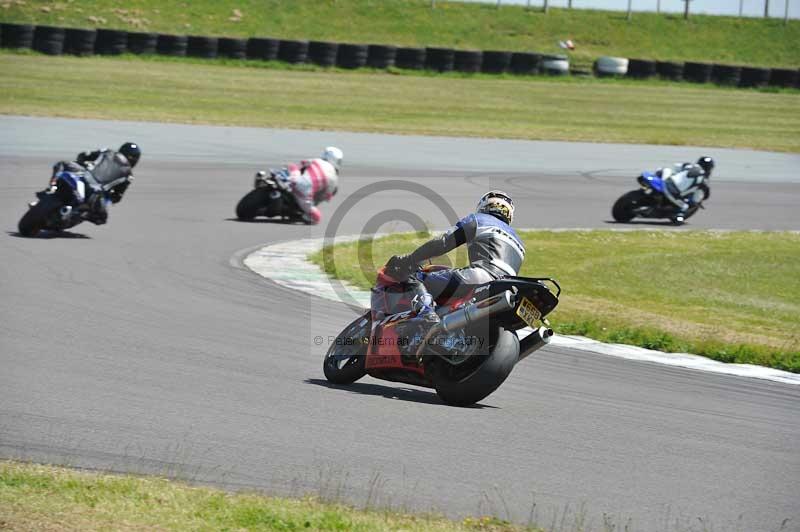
[17,170,101,237]
[612,171,709,225]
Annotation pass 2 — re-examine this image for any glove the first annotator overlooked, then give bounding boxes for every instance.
[385,254,416,280]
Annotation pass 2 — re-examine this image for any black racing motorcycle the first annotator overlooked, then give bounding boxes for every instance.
[235,171,305,221]
[612,171,709,225]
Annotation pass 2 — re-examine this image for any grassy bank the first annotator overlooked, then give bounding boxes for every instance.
[310,231,800,372]
[0,460,539,531]
[3,52,799,152]
[2,0,799,68]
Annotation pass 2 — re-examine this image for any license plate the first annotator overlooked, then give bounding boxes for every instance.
[515,297,541,328]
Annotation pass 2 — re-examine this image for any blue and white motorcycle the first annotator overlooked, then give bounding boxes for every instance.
[17,170,104,237]
[612,171,709,225]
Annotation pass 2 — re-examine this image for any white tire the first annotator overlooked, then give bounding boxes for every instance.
[594,56,628,75]
[541,56,569,74]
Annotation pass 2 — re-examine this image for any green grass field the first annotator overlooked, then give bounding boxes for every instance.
[310,231,800,372]
[3,52,799,152]
[2,0,799,69]
[0,461,541,531]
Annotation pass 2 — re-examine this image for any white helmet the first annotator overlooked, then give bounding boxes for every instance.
[321,146,343,172]
[477,190,514,224]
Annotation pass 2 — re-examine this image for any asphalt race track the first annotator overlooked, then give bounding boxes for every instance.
[2,117,799,531]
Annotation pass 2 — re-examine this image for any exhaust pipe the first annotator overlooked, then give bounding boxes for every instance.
[518,327,554,360]
[440,290,515,333]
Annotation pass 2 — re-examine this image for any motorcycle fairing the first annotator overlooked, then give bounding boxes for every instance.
[637,171,665,194]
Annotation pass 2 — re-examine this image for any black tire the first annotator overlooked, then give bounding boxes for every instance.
[277,39,308,64]
[187,35,218,58]
[127,32,157,55]
[323,313,370,385]
[308,40,338,67]
[218,37,247,59]
[656,61,683,81]
[337,43,368,69]
[32,25,65,55]
[395,47,426,70]
[64,28,96,56]
[611,189,647,222]
[425,47,454,72]
[509,52,539,75]
[481,50,511,74]
[711,64,741,86]
[453,50,482,73]
[429,328,519,407]
[684,62,713,83]
[95,29,127,55]
[246,37,279,61]
[18,195,61,237]
[235,188,270,220]
[156,34,187,56]
[768,68,798,88]
[739,66,770,88]
[1,23,34,49]
[626,58,657,79]
[366,44,396,69]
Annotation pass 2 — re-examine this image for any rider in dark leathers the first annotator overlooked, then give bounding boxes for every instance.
[386,191,523,349]
[52,142,141,224]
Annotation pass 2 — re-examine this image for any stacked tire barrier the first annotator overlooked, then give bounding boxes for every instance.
[509,52,539,75]
[246,38,279,61]
[337,43,368,69]
[684,62,713,84]
[277,39,308,64]
[187,36,218,59]
[308,41,338,67]
[540,54,569,75]
[127,32,157,55]
[156,34,187,57]
[64,28,96,56]
[32,25,65,55]
[425,47,454,72]
[626,58,657,79]
[656,61,683,81]
[454,50,482,73]
[366,44,395,69]
[219,37,246,59]
[1,23,34,49]
[395,47,426,70]
[594,56,628,77]
[3,22,799,89]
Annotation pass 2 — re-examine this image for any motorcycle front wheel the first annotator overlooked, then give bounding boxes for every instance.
[18,195,61,237]
[323,312,370,384]
[427,327,519,407]
[235,187,271,220]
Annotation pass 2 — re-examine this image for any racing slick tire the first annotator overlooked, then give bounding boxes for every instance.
[18,195,61,237]
[428,327,519,407]
[323,313,370,385]
[611,189,646,222]
[235,188,271,220]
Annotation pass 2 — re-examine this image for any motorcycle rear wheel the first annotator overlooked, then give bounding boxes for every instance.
[18,195,61,237]
[428,327,519,407]
[611,189,647,222]
[323,312,370,384]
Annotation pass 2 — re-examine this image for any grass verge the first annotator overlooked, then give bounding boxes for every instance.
[2,0,799,68]
[309,230,800,372]
[2,51,799,152]
[0,460,541,531]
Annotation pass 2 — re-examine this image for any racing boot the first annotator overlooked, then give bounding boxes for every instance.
[395,300,441,363]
